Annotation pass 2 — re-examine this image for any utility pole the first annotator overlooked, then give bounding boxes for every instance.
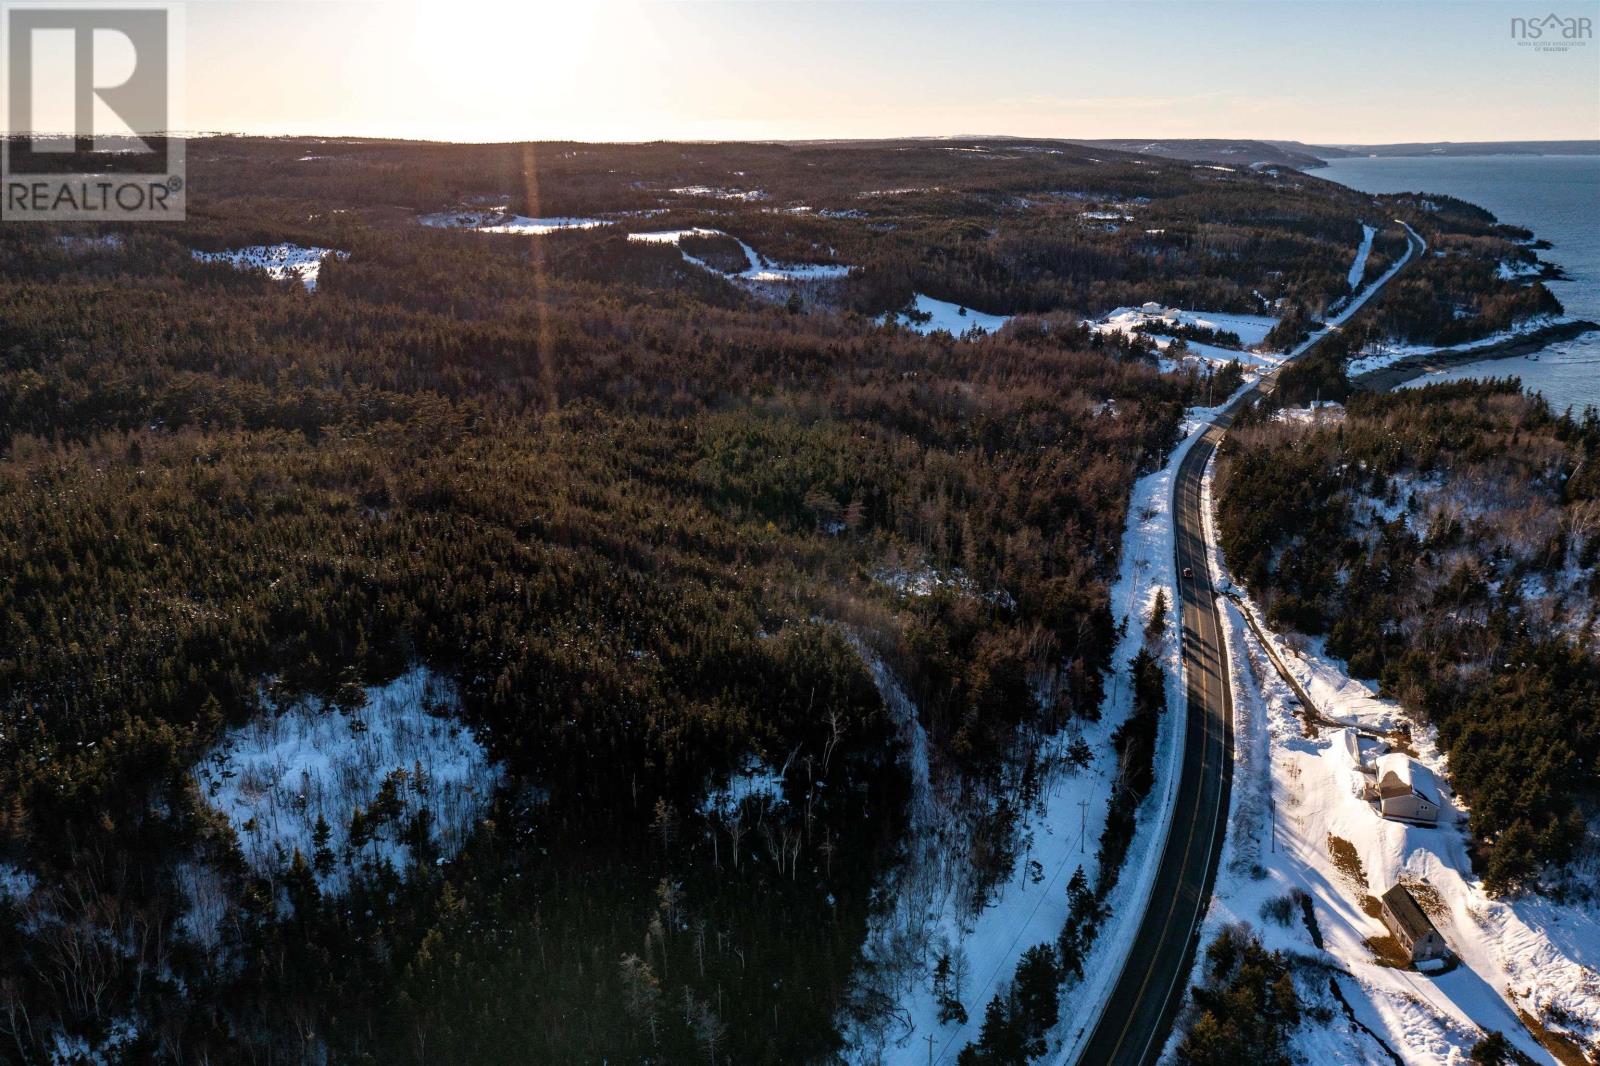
[1270,803,1276,853]
[1078,799,1089,854]
[926,1033,936,1066]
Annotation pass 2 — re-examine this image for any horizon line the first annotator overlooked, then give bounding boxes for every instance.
[6,131,1600,150]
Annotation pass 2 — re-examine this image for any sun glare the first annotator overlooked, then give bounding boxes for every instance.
[409,0,621,141]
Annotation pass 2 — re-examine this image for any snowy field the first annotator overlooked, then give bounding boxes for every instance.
[887,295,1010,338]
[858,186,939,198]
[1088,222,1420,377]
[841,387,1251,1065]
[1089,305,1282,370]
[669,185,768,202]
[1348,224,1378,290]
[1330,221,1424,330]
[627,227,851,285]
[419,209,612,235]
[193,666,502,894]
[190,244,349,291]
[1162,466,1600,1066]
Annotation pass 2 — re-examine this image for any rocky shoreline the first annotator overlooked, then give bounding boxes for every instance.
[1352,319,1600,392]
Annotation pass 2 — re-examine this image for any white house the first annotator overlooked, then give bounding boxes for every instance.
[1140,301,1163,313]
[1367,753,1439,824]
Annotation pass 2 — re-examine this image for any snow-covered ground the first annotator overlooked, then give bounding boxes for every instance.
[0,861,35,900]
[1048,386,1260,1066]
[1177,309,1281,347]
[746,261,852,282]
[1089,305,1283,370]
[669,185,767,202]
[886,295,1010,338]
[1329,221,1425,330]
[478,216,608,235]
[858,186,938,198]
[419,209,612,235]
[1349,315,1567,377]
[1348,224,1378,291]
[1246,220,1423,371]
[1272,401,1347,426]
[193,666,502,894]
[1163,464,1600,1066]
[843,219,1438,1065]
[1498,259,1543,281]
[874,562,1017,610]
[874,563,980,600]
[841,386,1252,1065]
[48,1019,140,1066]
[190,244,349,291]
[56,233,123,254]
[700,759,785,819]
[627,227,851,285]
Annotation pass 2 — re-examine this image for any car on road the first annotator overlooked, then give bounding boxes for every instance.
[1181,566,1194,579]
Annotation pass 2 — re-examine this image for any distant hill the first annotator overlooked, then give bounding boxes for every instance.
[1068,138,1329,169]
[1066,138,1599,169]
[1309,140,1600,158]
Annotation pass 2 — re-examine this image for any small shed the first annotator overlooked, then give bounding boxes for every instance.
[1370,753,1438,824]
[1344,728,1390,772]
[1380,883,1450,966]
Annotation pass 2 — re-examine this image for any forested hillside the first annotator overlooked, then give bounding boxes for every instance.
[1217,383,1600,893]
[1271,194,1570,406]
[0,137,1550,1062]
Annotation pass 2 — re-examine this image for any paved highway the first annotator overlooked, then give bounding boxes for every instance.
[1072,224,1424,1066]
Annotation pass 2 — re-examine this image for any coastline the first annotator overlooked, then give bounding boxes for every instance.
[1352,319,1600,392]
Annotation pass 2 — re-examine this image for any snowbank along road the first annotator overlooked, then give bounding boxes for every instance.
[1072,222,1425,1066]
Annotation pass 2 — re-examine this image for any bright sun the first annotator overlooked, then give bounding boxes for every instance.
[408,0,617,139]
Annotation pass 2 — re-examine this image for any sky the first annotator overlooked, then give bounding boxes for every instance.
[68,0,1600,142]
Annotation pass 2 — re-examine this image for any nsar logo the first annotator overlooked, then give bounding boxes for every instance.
[1510,11,1593,51]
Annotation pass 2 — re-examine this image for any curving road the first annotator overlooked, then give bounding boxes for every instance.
[1072,224,1425,1066]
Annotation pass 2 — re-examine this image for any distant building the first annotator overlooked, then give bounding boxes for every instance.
[1380,883,1450,967]
[1367,753,1439,824]
[1140,301,1163,313]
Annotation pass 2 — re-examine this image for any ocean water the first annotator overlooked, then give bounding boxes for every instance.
[1318,155,1600,415]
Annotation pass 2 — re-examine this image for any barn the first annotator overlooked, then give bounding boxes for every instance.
[1380,883,1451,968]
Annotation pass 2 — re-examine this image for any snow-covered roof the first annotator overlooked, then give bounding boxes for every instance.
[1376,752,1414,785]
[1376,753,1435,804]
